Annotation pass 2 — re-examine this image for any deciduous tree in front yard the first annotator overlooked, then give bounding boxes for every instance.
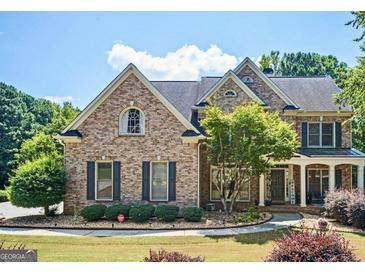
[201,102,298,214]
[9,154,66,216]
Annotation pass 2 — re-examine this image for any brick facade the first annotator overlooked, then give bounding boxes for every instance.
[63,73,199,214]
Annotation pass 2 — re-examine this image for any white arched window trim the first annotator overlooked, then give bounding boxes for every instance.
[223,90,237,97]
[119,107,145,135]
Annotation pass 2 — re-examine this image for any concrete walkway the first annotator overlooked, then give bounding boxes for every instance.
[0,202,63,219]
[0,213,302,237]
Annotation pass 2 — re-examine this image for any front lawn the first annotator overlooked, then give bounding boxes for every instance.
[1,230,365,262]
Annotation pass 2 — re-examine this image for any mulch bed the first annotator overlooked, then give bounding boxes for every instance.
[294,213,365,234]
[0,211,272,230]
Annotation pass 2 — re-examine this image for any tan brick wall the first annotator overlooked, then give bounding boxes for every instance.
[64,73,199,214]
[336,164,352,190]
[283,115,352,148]
[236,66,287,112]
[208,78,253,112]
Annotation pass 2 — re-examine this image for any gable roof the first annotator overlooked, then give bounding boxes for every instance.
[233,57,299,108]
[269,76,350,112]
[196,70,266,105]
[62,64,201,134]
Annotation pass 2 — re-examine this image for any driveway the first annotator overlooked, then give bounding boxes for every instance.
[0,213,302,237]
[0,202,63,219]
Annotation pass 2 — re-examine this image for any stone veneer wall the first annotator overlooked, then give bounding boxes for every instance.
[63,73,199,214]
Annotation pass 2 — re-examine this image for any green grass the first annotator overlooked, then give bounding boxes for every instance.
[1,230,365,262]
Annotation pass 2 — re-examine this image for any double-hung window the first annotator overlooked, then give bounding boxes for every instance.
[150,162,168,201]
[96,162,113,200]
[308,122,334,147]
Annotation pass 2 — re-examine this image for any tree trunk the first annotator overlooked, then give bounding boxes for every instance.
[220,197,229,215]
[44,205,49,216]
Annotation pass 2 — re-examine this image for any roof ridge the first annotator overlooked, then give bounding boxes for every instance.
[269,75,328,78]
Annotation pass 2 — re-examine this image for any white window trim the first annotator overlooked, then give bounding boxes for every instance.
[119,106,145,136]
[223,90,237,97]
[307,168,329,196]
[150,161,169,202]
[209,166,250,202]
[242,76,254,84]
[95,160,113,201]
[307,122,335,148]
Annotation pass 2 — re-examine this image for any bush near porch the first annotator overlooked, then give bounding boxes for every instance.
[324,189,365,229]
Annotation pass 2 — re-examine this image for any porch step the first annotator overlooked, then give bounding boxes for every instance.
[258,205,321,215]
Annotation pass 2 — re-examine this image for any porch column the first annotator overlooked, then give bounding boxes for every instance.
[329,164,335,192]
[259,174,265,206]
[358,165,364,190]
[300,164,306,207]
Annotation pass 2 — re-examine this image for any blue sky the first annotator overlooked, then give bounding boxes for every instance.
[0,12,362,109]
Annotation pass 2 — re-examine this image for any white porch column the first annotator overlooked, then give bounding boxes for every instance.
[329,164,336,192]
[259,174,265,206]
[358,165,364,190]
[300,164,306,207]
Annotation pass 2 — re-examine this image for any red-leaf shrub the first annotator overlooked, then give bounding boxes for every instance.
[265,229,359,262]
[144,249,205,262]
[347,190,365,229]
[324,189,352,225]
[324,189,365,229]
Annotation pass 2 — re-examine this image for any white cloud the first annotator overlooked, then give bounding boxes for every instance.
[107,43,240,80]
[43,95,75,104]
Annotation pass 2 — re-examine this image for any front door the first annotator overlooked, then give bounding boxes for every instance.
[271,169,285,202]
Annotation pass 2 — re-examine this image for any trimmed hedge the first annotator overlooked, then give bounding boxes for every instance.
[182,207,203,222]
[129,204,155,223]
[80,204,107,221]
[105,204,130,221]
[155,205,179,222]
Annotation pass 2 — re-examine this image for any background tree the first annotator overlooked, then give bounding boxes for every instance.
[9,154,66,216]
[336,11,365,152]
[0,82,80,188]
[201,103,298,214]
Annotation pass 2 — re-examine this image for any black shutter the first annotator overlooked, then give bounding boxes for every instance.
[335,122,342,148]
[301,122,308,148]
[142,161,150,201]
[86,161,95,200]
[113,161,121,201]
[168,161,176,201]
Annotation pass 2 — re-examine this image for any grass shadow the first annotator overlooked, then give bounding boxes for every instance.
[204,228,289,245]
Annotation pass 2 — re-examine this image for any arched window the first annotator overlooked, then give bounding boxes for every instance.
[120,108,144,135]
[242,76,254,84]
[224,90,237,97]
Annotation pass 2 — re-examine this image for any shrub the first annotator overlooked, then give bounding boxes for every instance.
[155,205,179,222]
[265,229,359,262]
[0,190,9,202]
[105,204,131,221]
[9,154,66,216]
[182,207,203,222]
[324,189,352,225]
[129,204,155,223]
[144,249,204,262]
[324,189,365,229]
[80,204,107,221]
[347,190,365,229]
[234,206,261,224]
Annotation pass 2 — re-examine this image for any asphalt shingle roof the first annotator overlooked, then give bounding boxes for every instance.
[152,75,349,119]
[269,76,350,111]
[299,148,365,157]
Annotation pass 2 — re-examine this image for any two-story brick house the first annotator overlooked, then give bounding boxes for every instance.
[56,57,365,214]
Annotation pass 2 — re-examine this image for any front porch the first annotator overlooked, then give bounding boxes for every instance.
[258,155,365,208]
